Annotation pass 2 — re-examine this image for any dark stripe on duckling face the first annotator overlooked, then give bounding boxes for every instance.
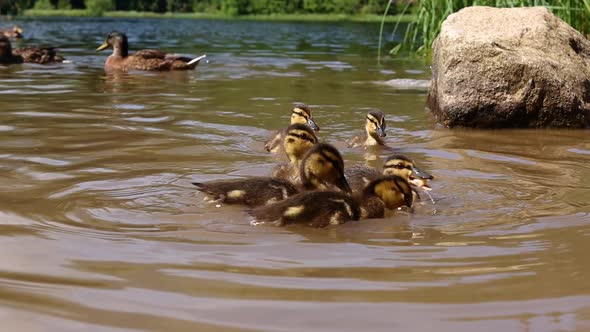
[286,130,317,145]
[366,110,386,138]
[291,104,320,131]
[370,175,414,209]
[383,155,433,180]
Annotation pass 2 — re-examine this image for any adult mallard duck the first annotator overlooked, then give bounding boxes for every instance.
[264,103,320,154]
[347,109,387,148]
[96,31,206,72]
[0,25,23,39]
[193,143,351,207]
[248,175,413,228]
[0,35,65,64]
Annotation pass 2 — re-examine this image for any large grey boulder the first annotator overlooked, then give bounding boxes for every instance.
[428,6,590,128]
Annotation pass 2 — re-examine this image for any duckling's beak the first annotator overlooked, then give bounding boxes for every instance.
[409,165,434,189]
[96,42,109,52]
[411,165,433,180]
[307,118,320,131]
[376,125,386,138]
[334,175,352,193]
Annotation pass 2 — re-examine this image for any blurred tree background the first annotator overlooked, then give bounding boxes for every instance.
[0,0,402,15]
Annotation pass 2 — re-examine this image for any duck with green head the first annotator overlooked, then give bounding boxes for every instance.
[96,31,206,72]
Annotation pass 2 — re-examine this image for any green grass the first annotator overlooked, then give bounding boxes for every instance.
[23,9,414,23]
[24,9,94,16]
[383,0,590,57]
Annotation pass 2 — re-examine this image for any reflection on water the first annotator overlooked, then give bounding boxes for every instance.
[0,17,589,331]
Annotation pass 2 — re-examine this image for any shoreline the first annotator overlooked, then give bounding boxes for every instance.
[19,10,414,23]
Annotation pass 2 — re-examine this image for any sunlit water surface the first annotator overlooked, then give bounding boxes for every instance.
[0,17,589,332]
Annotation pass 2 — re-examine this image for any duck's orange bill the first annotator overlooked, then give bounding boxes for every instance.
[96,42,109,52]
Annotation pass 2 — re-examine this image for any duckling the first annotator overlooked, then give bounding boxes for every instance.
[193,143,351,207]
[96,31,206,72]
[345,154,433,193]
[271,123,318,183]
[347,109,387,148]
[0,35,66,65]
[264,103,320,154]
[0,26,23,39]
[248,175,413,228]
[356,175,414,219]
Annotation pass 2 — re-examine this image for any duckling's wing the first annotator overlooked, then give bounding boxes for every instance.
[347,134,364,148]
[193,177,298,207]
[344,164,380,192]
[13,47,64,64]
[264,130,283,153]
[134,49,167,59]
[249,191,360,227]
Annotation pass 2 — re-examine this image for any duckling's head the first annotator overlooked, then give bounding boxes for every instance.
[12,26,23,38]
[291,103,320,131]
[365,109,386,138]
[383,155,433,188]
[0,35,12,57]
[364,175,414,209]
[96,31,128,57]
[283,123,318,164]
[300,143,351,193]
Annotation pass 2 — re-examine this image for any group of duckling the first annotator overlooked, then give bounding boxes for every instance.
[0,26,206,70]
[193,104,434,228]
[2,25,433,228]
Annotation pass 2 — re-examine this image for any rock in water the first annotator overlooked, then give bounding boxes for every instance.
[428,6,590,128]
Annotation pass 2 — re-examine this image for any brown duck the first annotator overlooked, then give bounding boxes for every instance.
[96,31,206,72]
[0,25,23,39]
[0,35,65,64]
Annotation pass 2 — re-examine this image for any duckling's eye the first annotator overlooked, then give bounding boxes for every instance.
[393,163,412,170]
[293,111,307,120]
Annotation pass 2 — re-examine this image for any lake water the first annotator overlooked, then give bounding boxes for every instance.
[1,17,589,331]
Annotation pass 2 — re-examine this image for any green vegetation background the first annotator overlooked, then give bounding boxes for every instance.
[1,0,410,18]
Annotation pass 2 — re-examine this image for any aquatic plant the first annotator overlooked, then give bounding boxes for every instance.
[382,0,590,57]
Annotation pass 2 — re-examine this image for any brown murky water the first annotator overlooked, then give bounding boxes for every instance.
[0,17,589,331]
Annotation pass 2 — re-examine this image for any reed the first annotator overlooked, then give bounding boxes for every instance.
[382,0,590,56]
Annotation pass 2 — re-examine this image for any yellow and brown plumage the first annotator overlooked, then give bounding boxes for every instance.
[0,35,64,65]
[193,143,351,207]
[12,46,65,64]
[249,175,414,228]
[0,26,23,39]
[347,109,388,148]
[345,155,433,193]
[96,31,206,72]
[355,175,414,219]
[264,103,320,153]
[271,123,319,183]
